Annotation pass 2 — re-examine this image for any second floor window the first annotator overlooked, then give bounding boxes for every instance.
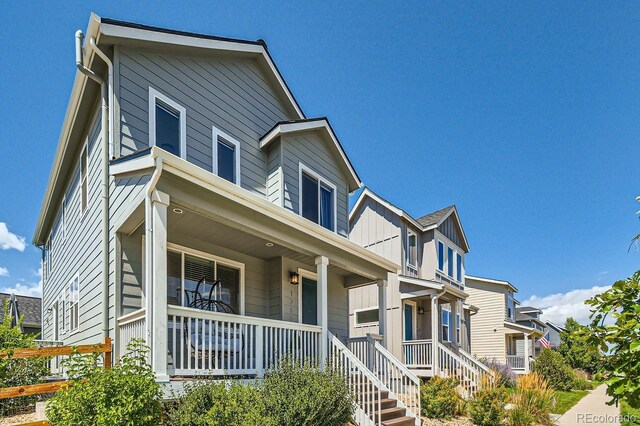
[447,247,454,277]
[300,165,335,231]
[407,231,417,268]
[506,292,515,320]
[456,253,462,282]
[438,241,444,271]
[68,276,79,333]
[212,127,241,184]
[150,88,186,159]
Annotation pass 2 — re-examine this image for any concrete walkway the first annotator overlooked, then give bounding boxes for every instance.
[557,385,621,426]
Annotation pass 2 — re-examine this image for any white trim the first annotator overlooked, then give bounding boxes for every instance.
[465,274,519,292]
[406,229,417,269]
[441,306,451,342]
[212,126,241,185]
[297,268,317,325]
[349,188,424,230]
[298,162,337,232]
[68,273,80,335]
[403,300,417,340]
[353,306,379,327]
[148,87,187,160]
[167,242,245,315]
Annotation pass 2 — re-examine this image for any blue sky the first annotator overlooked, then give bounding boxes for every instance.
[1,2,638,323]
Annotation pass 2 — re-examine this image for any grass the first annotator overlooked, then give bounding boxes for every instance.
[552,390,589,415]
[621,399,640,426]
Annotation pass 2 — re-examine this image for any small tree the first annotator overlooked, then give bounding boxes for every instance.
[531,348,575,391]
[558,318,602,374]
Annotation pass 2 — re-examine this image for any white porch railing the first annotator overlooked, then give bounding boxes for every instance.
[167,305,321,376]
[347,335,420,424]
[458,347,490,374]
[402,339,433,368]
[506,355,525,370]
[438,344,484,397]
[117,309,146,358]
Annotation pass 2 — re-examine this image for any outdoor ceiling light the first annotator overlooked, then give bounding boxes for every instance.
[172,208,184,214]
[290,271,300,286]
[265,242,274,247]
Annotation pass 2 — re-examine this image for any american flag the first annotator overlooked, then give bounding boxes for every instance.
[538,331,551,349]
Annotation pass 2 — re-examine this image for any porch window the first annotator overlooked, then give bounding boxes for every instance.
[149,88,186,159]
[300,164,336,232]
[456,313,461,343]
[68,276,79,333]
[447,247,454,277]
[355,308,379,326]
[456,253,462,282]
[437,241,444,271]
[442,309,451,341]
[213,127,241,184]
[407,231,417,268]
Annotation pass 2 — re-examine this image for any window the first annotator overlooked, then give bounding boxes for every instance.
[167,246,243,314]
[212,127,240,184]
[437,241,444,271]
[149,88,186,159]
[407,231,417,268]
[355,308,379,326]
[447,247,454,277]
[81,143,88,213]
[442,309,451,341]
[456,253,462,282]
[506,292,515,320]
[68,276,79,333]
[456,313,461,343]
[299,165,336,231]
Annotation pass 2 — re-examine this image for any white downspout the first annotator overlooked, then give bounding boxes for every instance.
[76,30,110,341]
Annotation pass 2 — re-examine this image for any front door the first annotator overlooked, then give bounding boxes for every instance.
[301,276,318,325]
[404,303,414,340]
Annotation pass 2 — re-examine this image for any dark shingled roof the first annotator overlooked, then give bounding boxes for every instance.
[0,293,41,327]
[516,306,542,314]
[416,205,455,228]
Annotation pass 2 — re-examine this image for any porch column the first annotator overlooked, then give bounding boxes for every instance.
[377,279,387,347]
[524,333,530,373]
[431,297,439,375]
[316,256,329,367]
[149,190,170,382]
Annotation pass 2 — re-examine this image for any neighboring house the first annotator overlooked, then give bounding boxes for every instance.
[545,321,567,348]
[0,293,42,336]
[348,189,487,389]
[465,276,543,373]
[515,306,547,357]
[32,14,421,425]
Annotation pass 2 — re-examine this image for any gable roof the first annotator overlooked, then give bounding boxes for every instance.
[545,321,567,333]
[465,274,519,293]
[349,188,470,251]
[34,13,309,245]
[517,306,542,314]
[0,293,41,328]
[260,117,361,192]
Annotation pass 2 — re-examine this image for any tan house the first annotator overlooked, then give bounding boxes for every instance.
[465,275,543,373]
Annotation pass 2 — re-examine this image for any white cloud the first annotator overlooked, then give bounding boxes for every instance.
[0,267,8,277]
[0,281,42,298]
[0,222,26,251]
[522,285,611,325]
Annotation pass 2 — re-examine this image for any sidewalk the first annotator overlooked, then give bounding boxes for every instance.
[557,384,621,426]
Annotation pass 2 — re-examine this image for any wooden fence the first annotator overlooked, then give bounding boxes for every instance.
[0,337,112,425]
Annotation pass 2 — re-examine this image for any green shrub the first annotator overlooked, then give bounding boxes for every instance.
[508,373,555,426]
[531,349,576,391]
[468,380,508,426]
[46,339,162,426]
[573,377,594,390]
[420,376,461,419]
[262,357,354,426]
[168,381,270,426]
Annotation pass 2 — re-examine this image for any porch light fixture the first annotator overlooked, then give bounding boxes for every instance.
[290,271,300,286]
[172,208,184,214]
[265,242,274,247]
[417,307,424,315]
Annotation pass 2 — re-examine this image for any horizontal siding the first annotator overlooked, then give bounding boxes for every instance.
[465,279,508,362]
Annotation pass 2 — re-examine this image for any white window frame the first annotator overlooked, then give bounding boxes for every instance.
[456,252,463,282]
[149,87,187,160]
[166,242,246,315]
[403,300,417,341]
[354,306,379,327]
[406,230,418,269]
[298,163,338,232]
[212,126,241,185]
[437,240,445,272]
[296,268,318,325]
[456,313,461,344]
[441,308,451,342]
[68,274,80,335]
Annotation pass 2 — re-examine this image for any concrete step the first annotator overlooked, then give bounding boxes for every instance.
[373,407,406,422]
[382,415,417,426]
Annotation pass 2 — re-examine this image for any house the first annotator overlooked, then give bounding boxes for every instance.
[32,14,421,425]
[515,306,547,357]
[545,321,567,348]
[465,275,544,373]
[0,293,42,336]
[347,189,488,391]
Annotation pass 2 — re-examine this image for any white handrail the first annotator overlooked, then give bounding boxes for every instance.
[402,339,433,368]
[458,347,490,373]
[438,344,485,398]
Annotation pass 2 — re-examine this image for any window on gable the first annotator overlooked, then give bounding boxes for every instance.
[407,231,417,268]
[447,247,454,277]
[150,88,186,159]
[81,143,88,213]
[437,241,444,271]
[213,128,240,184]
[456,253,462,282]
[300,165,335,232]
[68,276,79,333]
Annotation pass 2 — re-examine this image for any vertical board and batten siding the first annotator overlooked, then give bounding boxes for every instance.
[464,279,508,362]
[117,47,293,197]
[42,104,108,346]
[119,228,144,316]
[437,215,463,250]
[280,132,351,237]
[267,258,282,320]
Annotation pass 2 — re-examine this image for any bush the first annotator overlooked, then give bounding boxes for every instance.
[531,349,576,391]
[508,373,555,426]
[420,376,462,419]
[0,301,49,416]
[573,377,594,390]
[168,381,270,426]
[46,339,162,426]
[468,377,508,426]
[262,357,354,426]
[481,358,517,388]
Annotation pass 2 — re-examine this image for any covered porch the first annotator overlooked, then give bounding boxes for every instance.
[504,322,543,373]
[112,150,397,381]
